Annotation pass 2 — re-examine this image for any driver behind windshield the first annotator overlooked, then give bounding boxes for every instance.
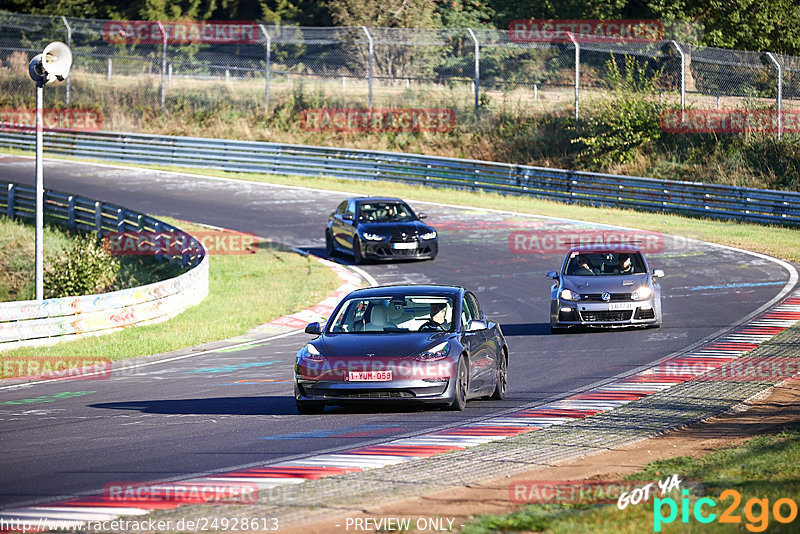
[421,302,451,331]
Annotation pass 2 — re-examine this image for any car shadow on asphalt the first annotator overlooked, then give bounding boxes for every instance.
[89,396,298,415]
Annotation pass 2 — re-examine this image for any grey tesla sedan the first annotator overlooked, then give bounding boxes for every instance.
[546,244,664,332]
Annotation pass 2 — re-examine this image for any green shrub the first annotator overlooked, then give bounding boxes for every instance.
[44,234,120,298]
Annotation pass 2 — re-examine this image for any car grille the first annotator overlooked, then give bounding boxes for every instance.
[581,293,632,302]
[304,388,415,399]
[580,310,633,322]
[634,308,655,320]
[390,233,418,243]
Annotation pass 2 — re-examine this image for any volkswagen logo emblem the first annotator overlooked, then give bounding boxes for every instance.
[601,292,611,302]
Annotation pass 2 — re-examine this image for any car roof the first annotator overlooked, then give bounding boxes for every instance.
[350,197,406,204]
[566,243,643,255]
[344,284,464,299]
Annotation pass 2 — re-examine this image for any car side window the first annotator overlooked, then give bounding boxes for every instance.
[335,201,347,216]
[461,295,474,329]
[465,293,481,320]
[345,201,356,219]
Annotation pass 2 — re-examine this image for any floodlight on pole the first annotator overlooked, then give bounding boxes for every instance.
[28,41,72,301]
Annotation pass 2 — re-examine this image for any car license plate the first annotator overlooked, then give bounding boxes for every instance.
[392,242,417,250]
[347,370,392,381]
[609,303,634,310]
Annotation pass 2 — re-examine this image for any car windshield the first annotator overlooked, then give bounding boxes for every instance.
[358,202,414,222]
[328,296,454,333]
[564,251,647,276]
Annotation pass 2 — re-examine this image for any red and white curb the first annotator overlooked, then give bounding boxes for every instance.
[3,292,799,526]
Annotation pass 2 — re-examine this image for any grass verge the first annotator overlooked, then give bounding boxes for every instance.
[462,428,800,533]
[0,215,74,301]
[0,217,342,363]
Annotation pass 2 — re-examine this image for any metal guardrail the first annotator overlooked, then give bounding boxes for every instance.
[0,129,798,226]
[0,180,209,350]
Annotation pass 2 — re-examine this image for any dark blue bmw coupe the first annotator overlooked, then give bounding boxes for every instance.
[325,197,438,264]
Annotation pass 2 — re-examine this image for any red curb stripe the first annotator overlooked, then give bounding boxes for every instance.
[569,392,648,401]
[216,466,362,479]
[516,409,601,418]
[346,445,464,457]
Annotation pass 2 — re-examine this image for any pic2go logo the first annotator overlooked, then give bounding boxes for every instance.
[653,489,798,532]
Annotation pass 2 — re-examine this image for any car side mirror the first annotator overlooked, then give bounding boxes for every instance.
[304,322,322,335]
[467,319,487,332]
[546,270,559,280]
[418,212,427,219]
[653,269,665,278]
[342,213,353,221]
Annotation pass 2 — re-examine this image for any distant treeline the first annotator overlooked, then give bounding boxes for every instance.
[2,0,799,55]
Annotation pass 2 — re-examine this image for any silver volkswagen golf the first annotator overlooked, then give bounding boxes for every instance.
[546,244,664,332]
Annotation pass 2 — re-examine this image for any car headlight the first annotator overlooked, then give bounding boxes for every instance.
[560,289,580,302]
[301,343,325,362]
[631,287,653,301]
[415,341,450,361]
[419,231,437,240]
[361,232,386,241]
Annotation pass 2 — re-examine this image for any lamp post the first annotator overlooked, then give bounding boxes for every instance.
[28,41,72,301]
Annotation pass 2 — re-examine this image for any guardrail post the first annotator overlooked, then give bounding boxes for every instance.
[765,52,783,141]
[157,20,167,113]
[68,195,76,229]
[117,208,125,231]
[7,183,14,218]
[61,16,72,106]
[467,28,480,114]
[94,201,103,237]
[669,40,685,110]
[361,26,374,109]
[259,24,271,111]
[567,32,579,121]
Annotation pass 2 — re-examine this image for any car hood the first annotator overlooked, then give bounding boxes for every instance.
[358,220,435,235]
[315,332,450,358]
[562,273,650,293]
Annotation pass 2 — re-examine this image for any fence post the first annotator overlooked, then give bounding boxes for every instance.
[669,40,685,110]
[107,56,112,80]
[94,201,103,237]
[61,16,72,106]
[361,26,374,109]
[157,20,167,113]
[765,52,783,141]
[467,28,480,113]
[566,32,579,120]
[68,195,76,229]
[259,24,271,111]
[7,183,14,218]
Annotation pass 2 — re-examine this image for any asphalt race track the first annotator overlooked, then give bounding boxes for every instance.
[0,155,795,510]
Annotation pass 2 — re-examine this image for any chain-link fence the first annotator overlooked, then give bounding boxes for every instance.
[0,12,796,137]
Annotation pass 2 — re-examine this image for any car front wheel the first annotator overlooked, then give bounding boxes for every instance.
[325,230,335,258]
[447,357,468,411]
[491,351,507,400]
[352,237,364,265]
